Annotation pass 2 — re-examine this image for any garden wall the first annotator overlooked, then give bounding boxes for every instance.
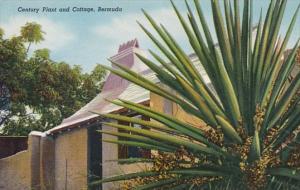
[0,149,30,190]
[0,128,92,190]
[0,132,55,190]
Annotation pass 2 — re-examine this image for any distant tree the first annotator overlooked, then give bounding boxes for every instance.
[0,23,106,135]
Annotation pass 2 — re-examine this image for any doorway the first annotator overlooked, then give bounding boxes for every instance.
[88,123,102,190]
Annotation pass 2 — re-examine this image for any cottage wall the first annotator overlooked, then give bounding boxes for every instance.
[54,128,88,190]
[173,103,207,128]
[150,92,207,129]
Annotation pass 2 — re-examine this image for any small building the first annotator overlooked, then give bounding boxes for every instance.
[1,39,296,190]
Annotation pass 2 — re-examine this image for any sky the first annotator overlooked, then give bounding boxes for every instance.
[0,0,299,73]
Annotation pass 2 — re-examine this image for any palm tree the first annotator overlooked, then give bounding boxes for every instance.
[20,22,44,53]
[94,0,300,189]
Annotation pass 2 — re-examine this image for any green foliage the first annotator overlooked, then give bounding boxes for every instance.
[0,23,106,136]
[0,28,4,38]
[21,22,44,52]
[21,22,44,43]
[96,0,300,189]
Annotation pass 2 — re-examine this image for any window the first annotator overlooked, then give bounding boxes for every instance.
[118,115,151,159]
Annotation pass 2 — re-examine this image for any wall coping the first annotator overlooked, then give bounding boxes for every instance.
[29,131,46,137]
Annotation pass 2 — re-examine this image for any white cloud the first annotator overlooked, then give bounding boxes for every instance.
[93,8,187,53]
[0,16,74,51]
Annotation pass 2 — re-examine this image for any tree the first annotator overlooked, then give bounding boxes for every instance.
[0,83,10,126]
[95,0,300,189]
[21,22,44,53]
[0,23,106,135]
[0,28,4,38]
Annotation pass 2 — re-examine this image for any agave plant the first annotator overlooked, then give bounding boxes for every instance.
[93,0,300,189]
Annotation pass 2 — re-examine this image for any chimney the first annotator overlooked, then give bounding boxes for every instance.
[102,39,147,91]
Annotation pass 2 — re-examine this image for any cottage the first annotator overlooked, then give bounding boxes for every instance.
[3,38,297,190]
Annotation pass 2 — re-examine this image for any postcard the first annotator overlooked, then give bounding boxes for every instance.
[0,0,299,189]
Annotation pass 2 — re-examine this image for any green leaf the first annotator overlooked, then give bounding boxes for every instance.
[249,130,261,161]
[90,171,159,185]
[259,4,300,106]
[109,99,210,143]
[99,130,177,151]
[103,139,172,152]
[134,178,177,190]
[261,40,300,131]
[140,10,193,82]
[215,115,242,144]
[211,0,234,74]
[103,122,226,157]
[95,112,177,133]
[105,158,153,164]
[255,0,276,101]
[268,168,300,181]
[268,73,300,129]
[175,74,218,126]
[261,0,287,81]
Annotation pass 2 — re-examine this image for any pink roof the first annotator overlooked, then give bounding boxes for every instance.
[46,39,150,134]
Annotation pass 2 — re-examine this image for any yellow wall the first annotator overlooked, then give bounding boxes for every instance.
[54,128,88,190]
[0,150,31,190]
[150,92,206,129]
[150,92,164,113]
[173,103,207,129]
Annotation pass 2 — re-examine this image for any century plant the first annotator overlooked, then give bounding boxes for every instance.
[93,0,300,189]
